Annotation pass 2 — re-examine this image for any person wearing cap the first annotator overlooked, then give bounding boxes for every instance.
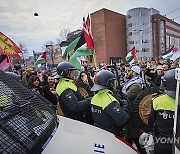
[91,70,130,136]
[148,69,176,154]
[56,62,91,123]
[21,68,36,86]
[122,65,146,154]
[122,65,143,97]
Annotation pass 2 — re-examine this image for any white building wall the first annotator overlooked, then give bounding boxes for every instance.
[126,7,159,61]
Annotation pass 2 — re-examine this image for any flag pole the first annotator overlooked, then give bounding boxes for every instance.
[93,49,97,68]
[87,14,97,69]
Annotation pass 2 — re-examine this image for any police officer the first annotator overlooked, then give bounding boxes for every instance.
[56,62,91,122]
[148,69,176,154]
[91,70,129,135]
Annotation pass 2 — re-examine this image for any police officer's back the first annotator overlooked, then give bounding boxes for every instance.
[90,70,130,135]
[148,69,176,154]
[56,62,91,122]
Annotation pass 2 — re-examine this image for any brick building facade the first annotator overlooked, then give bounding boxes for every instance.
[152,14,180,59]
[91,8,127,65]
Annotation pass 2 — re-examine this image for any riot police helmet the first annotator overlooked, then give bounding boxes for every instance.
[164,69,176,98]
[57,62,77,79]
[91,70,116,91]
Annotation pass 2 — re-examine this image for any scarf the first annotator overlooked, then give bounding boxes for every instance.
[122,76,143,94]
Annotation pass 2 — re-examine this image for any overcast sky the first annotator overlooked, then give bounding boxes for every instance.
[0,0,180,56]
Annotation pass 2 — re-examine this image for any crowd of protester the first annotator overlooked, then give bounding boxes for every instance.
[11,58,178,92]
[9,59,179,111]
[6,58,179,154]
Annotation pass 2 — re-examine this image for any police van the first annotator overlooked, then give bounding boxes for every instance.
[0,70,137,154]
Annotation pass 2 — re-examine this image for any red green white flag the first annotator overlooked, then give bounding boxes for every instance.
[34,52,46,68]
[125,47,138,65]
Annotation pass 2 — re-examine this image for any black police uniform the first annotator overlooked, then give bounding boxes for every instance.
[149,94,175,154]
[56,77,90,122]
[148,69,176,154]
[91,88,129,135]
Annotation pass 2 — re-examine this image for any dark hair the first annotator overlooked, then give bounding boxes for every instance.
[157,62,163,65]
[120,63,125,67]
[163,62,170,69]
[76,71,94,87]
[28,75,41,88]
[141,65,147,68]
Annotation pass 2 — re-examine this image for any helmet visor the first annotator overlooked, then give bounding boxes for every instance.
[69,70,79,80]
[107,78,117,89]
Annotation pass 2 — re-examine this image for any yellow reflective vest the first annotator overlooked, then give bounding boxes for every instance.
[153,94,175,111]
[91,89,119,110]
[56,78,77,96]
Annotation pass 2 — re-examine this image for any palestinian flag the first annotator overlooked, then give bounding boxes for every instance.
[69,46,94,70]
[62,15,94,62]
[61,35,81,60]
[74,31,86,52]
[62,32,85,60]
[161,46,174,60]
[34,52,46,68]
[68,15,95,69]
[125,47,138,65]
[170,46,180,61]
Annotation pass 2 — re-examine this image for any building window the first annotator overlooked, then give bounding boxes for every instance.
[110,57,122,64]
[143,40,149,43]
[166,22,180,31]
[143,48,149,52]
[128,32,132,36]
[166,28,180,36]
[128,23,132,27]
[140,13,146,16]
[166,35,170,49]
[127,15,131,19]
[128,41,134,44]
[135,40,141,44]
